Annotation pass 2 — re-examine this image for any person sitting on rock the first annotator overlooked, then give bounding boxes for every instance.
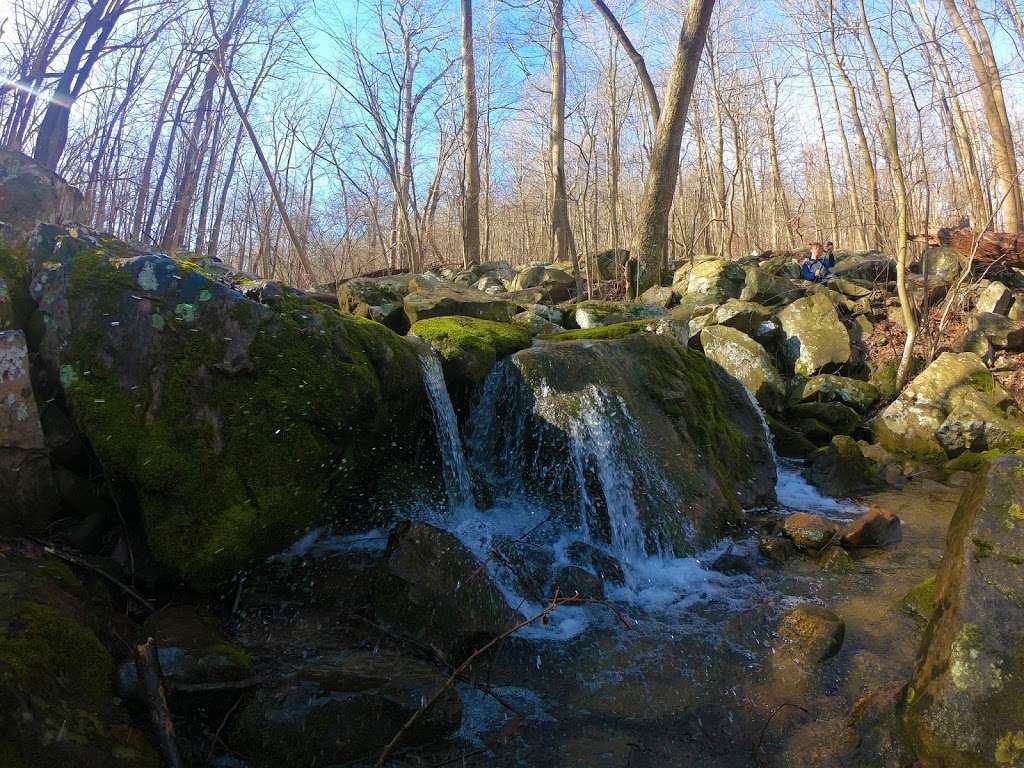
[800,242,832,283]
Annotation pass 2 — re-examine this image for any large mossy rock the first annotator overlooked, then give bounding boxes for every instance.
[28,226,429,588]
[410,315,531,393]
[569,299,666,329]
[777,293,852,376]
[374,521,520,653]
[904,456,1024,767]
[0,149,84,245]
[0,541,158,768]
[231,651,461,768]
[473,334,776,553]
[700,324,785,412]
[684,258,746,303]
[792,374,880,413]
[403,282,517,324]
[872,352,1024,458]
[337,273,415,333]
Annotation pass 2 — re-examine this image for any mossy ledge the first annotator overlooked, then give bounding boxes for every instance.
[411,315,531,385]
[33,229,428,588]
[539,319,651,342]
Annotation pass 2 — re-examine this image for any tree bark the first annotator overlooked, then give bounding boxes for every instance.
[631,0,715,297]
[461,0,481,266]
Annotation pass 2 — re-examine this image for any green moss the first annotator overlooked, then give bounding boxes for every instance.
[973,537,994,560]
[540,319,651,341]
[0,240,31,328]
[411,315,530,384]
[945,449,1011,472]
[904,576,937,621]
[0,602,113,705]
[62,256,424,588]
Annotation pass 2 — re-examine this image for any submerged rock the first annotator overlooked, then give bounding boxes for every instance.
[777,604,845,663]
[231,652,461,768]
[28,225,429,587]
[872,352,1024,457]
[374,521,520,653]
[471,334,776,555]
[904,456,1024,767]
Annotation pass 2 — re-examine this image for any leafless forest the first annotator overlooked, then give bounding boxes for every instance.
[2,0,1021,286]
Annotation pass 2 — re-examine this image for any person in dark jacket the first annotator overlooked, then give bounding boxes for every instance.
[823,241,836,268]
[800,242,831,282]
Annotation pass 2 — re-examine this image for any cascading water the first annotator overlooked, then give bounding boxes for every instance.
[739,385,863,518]
[416,347,475,514]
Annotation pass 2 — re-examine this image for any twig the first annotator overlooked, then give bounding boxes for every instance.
[28,537,155,613]
[135,638,186,768]
[753,702,810,767]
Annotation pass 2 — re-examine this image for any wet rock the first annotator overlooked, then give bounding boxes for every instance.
[0,149,84,245]
[778,293,852,376]
[759,533,800,564]
[778,604,845,662]
[0,329,57,534]
[404,282,517,324]
[976,281,1013,315]
[787,401,861,437]
[818,544,854,573]
[783,512,840,550]
[766,413,817,458]
[793,374,880,413]
[375,521,521,653]
[231,652,461,768]
[700,325,785,412]
[480,334,777,555]
[967,312,1024,350]
[685,258,747,303]
[711,551,754,575]
[841,505,902,548]
[806,435,881,497]
[904,456,1024,767]
[566,541,625,586]
[872,352,1024,457]
[411,316,530,393]
[0,541,158,767]
[553,565,605,599]
[29,225,428,588]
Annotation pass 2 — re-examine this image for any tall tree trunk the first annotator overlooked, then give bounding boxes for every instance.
[806,57,839,241]
[549,0,575,277]
[461,0,481,266]
[631,0,715,297]
[858,0,916,389]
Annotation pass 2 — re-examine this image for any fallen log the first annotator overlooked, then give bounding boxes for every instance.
[908,227,1024,267]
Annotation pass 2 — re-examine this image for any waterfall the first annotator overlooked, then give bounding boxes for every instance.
[739,386,860,517]
[416,348,475,513]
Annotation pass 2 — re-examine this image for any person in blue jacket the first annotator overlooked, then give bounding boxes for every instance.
[800,242,832,282]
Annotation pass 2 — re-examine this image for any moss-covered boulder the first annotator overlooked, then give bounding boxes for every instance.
[700,325,785,412]
[684,258,746,303]
[0,540,158,768]
[904,456,1024,767]
[741,266,801,305]
[28,225,429,588]
[777,293,852,376]
[337,272,415,333]
[792,374,880,413]
[231,651,461,768]
[872,352,1024,458]
[0,149,84,246]
[569,299,666,329]
[410,315,530,394]
[403,282,517,324]
[471,334,776,554]
[539,318,652,342]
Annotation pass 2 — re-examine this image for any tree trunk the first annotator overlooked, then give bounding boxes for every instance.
[632,0,715,297]
[461,0,481,266]
[549,0,574,273]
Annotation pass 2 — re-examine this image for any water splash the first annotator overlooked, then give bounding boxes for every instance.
[417,348,475,514]
[740,385,863,518]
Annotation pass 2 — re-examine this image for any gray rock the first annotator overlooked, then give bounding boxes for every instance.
[741,266,801,305]
[793,374,880,413]
[710,299,774,335]
[968,312,1024,351]
[403,283,518,324]
[976,281,1013,315]
[685,258,747,303]
[777,293,852,376]
[553,565,605,599]
[904,456,1024,767]
[700,325,785,412]
[0,148,84,245]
